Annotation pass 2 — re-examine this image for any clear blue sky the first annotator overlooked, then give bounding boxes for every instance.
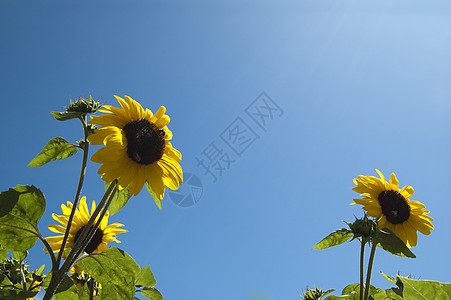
[1,1,451,299]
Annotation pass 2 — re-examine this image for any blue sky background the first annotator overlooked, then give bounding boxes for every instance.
[1,1,451,299]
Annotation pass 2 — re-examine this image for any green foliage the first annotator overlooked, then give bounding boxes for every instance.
[42,271,79,300]
[76,247,140,299]
[301,286,335,299]
[136,266,162,300]
[373,228,415,258]
[28,137,78,167]
[313,229,353,250]
[385,275,451,299]
[139,287,163,300]
[106,182,132,216]
[136,266,157,287]
[0,185,45,251]
[323,284,388,300]
[145,182,162,210]
[0,289,38,299]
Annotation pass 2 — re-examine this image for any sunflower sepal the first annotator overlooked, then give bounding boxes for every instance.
[27,137,79,168]
[372,228,416,258]
[312,228,353,250]
[145,182,162,210]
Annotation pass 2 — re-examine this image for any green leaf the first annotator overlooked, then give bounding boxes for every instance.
[12,251,27,261]
[77,247,140,299]
[398,276,451,299]
[325,284,388,300]
[106,182,132,215]
[50,111,84,121]
[0,185,46,251]
[35,264,45,277]
[385,288,403,300]
[0,289,38,300]
[313,229,353,250]
[145,182,162,210]
[0,249,7,261]
[373,228,416,258]
[139,287,163,300]
[136,266,157,288]
[28,137,78,167]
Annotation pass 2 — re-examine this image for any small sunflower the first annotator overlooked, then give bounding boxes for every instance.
[46,196,127,254]
[88,95,183,202]
[352,169,434,247]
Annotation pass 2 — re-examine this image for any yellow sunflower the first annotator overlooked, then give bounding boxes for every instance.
[352,169,434,247]
[46,196,127,254]
[88,95,183,202]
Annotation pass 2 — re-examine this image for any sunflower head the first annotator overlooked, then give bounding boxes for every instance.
[46,196,127,255]
[88,95,183,205]
[352,169,434,247]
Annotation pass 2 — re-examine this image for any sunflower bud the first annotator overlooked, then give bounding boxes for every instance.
[347,215,378,240]
[67,95,101,114]
[301,286,334,300]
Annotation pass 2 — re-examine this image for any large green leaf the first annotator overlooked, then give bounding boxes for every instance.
[398,276,451,299]
[0,185,45,251]
[77,247,140,299]
[28,137,78,167]
[106,182,132,215]
[373,228,415,258]
[313,229,353,250]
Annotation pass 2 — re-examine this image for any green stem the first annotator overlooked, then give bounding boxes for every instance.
[73,180,117,260]
[37,229,57,269]
[364,243,377,300]
[359,239,366,300]
[43,180,117,300]
[55,115,90,269]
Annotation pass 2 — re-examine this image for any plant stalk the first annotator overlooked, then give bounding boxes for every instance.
[43,180,117,300]
[55,115,90,269]
[364,243,377,300]
[359,239,366,300]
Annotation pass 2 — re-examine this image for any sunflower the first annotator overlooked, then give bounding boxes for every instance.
[46,196,127,254]
[351,169,434,247]
[88,95,183,201]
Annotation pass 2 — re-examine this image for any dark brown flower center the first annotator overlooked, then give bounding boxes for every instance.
[378,190,411,224]
[74,225,104,254]
[122,119,165,165]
